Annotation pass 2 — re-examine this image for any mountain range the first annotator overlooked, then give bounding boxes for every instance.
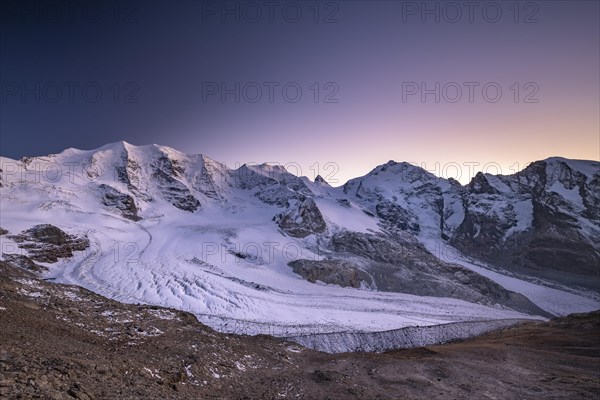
[1,141,598,350]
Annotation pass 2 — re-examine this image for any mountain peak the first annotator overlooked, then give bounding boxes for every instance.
[468,171,499,194]
[314,175,328,184]
[544,157,600,178]
[362,160,438,182]
[97,140,134,152]
[241,163,288,174]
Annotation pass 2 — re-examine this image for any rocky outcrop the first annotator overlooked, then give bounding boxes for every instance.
[236,164,314,207]
[7,224,89,263]
[151,164,200,212]
[289,259,373,288]
[191,155,230,201]
[110,146,150,199]
[1,253,45,272]
[375,200,420,234]
[275,198,327,238]
[99,184,141,221]
[468,172,500,195]
[314,175,328,184]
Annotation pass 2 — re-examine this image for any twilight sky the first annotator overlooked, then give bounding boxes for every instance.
[1,0,599,184]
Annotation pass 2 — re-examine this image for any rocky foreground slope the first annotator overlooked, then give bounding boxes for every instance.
[1,260,599,400]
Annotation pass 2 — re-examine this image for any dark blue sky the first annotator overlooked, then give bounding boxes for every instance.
[1,0,598,183]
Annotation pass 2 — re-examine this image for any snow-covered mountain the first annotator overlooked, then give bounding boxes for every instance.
[342,158,600,292]
[1,141,598,341]
[451,158,600,290]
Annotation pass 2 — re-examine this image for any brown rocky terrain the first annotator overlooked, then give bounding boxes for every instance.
[0,260,598,400]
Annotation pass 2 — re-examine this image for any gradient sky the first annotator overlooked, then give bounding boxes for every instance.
[1,0,598,184]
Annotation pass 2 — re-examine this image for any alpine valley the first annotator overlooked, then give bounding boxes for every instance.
[1,141,598,353]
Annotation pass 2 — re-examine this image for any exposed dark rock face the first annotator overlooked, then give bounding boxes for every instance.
[191,156,230,201]
[375,200,420,234]
[256,185,306,207]
[99,184,141,221]
[276,198,327,238]
[239,166,313,207]
[451,160,600,291]
[330,231,427,266]
[1,254,45,272]
[468,172,500,195]
[233,164,278,190]
[151,159,201,212]
[336,199,351,208]
[292,231,551,317]
[256,178,312,207]
[7,224,90,263]
[157,154,185,177]
[22,224,72,245]
[451,212,514,262]
[289,259,374,288]
[113,148,152,202]
[315,175,328,184]
[582,175,600,220]
[0,227,7,236]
